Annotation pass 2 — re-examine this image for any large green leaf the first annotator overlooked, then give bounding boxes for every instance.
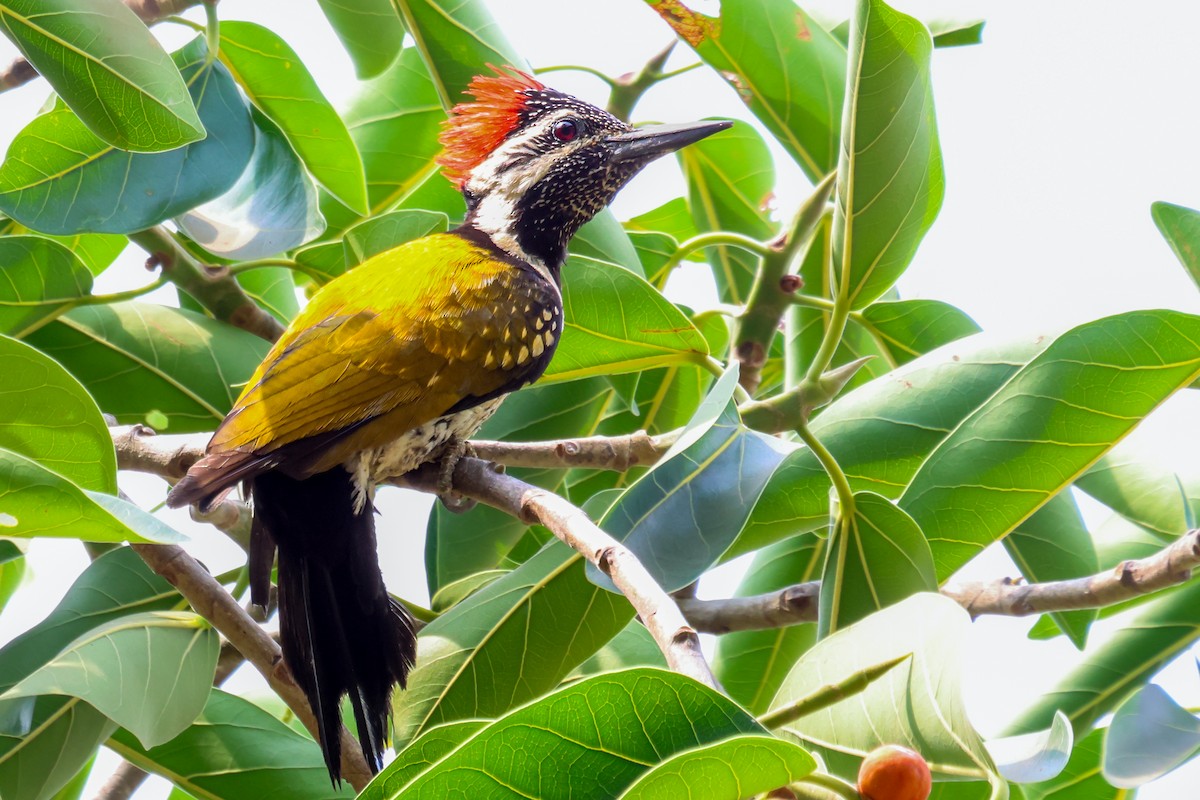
[344,209,448,268]
[900,311,1200,580]
[0,334,114,492]
[1103,684,1200,789]
[546,259,709,382]
[1076,450,1190,539]
[317,0,404,79]
[218,21,367,214]
[0,548,178,800]
[589,368,787,592]
[736,331,1053,559]
[0,40,253,235]
[768,593,1005,796]
[3,612,217,748]
[26,302,271,433]
[834,0,944,309]
[1003,494,1098,649]
[818,491,937,637]
[393,542,632,745]
[424,377,612,595]
[359,720,486,799]
[109,688,351,800]
[0,236,93,337]
[175,108,324,261]
[645,0,846,180]
[0,0,203,151]
[1151,200,1200,292]
[619,735,817,798]
[572,619,666,678]
[0,543,23,615]
[329,49,460,237]
[381,669,765,798]
[679,121,775,303]
[714,536,822,714]
[0,448,183,543]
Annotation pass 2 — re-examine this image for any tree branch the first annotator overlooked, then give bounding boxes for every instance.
[471,430,676,471]
[129,543,373,790]
[0,0,212,94]
[128,227,284,343]
[399,457,720,689]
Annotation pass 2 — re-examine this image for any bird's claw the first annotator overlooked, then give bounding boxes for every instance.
[437,437,476,513]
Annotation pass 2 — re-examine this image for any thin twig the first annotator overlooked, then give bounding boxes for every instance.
[0,0,212,94]
[128,227,284,343]
[129,544,373,790]
[399,457,720,689]
[471,430,676,471]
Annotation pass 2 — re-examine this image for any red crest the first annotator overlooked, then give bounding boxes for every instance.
[438,66,546,188]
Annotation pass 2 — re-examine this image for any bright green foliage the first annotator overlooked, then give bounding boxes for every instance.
[0,0,203,151]
[0,1,1195,797]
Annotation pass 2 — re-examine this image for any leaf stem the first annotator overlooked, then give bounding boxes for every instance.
[665,231,775,275]
[793,772,862,800]
[605,40,677,122]
[796,420,854,517]
[202,0,220,66]
[534,64,616,87]
[76,277,169,307]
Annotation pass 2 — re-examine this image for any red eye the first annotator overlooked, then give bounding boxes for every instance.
[553,119,579,142]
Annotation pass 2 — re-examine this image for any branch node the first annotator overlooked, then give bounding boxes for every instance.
[779,274,804,293]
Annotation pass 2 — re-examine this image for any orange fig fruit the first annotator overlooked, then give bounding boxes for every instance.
[857,745,932,800]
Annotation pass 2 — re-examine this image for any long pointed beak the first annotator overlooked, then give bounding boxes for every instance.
[607,120,732,163]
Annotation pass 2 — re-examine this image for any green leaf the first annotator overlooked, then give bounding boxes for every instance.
[835,0,945,309]
[109,688,352,800]
[619,735,817,798]
[572,211,644,277]
[737,331,1052,559]
[218,21,367,214]
[858,299,981,366]
[0,39,253,235]
[26,302,271,433]
[0,236,93,336]
[175,108,324,261]
[0,448,183,543]
[359,720,486,799]
[678,121,775,303]
[572,619,666,678]
[385,668,764,798]
[0,333,114,492]
[46,752,92,800]
[1003,494,1098,649]
[392,0,523,110]
[0,697,114,800]
[0,543,23,615]
[234,265,299,325]
[330,49,460,237]
[316,0,405,79]
[1102,684,1200,788]
[645,0,846,181]
[589,369,788,592]
[0,548,177,800]
[900,311,1200,581]
[1076,450,1190,538]
[0,0,203,151]
[344,209,448,268]
[1151,200,1200,292]
[393,542,632,745]
[819,491,937,637]
[3,611,217,748]
[1007,577,1200,736]
[768,593,1004,794]
[1023,728,1125,800]
[625,198,699,249]
[929,18,987,48]
[714,536,821,714]
[545,259,709,382]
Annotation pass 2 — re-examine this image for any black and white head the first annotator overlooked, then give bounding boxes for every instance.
[438,66,729,276]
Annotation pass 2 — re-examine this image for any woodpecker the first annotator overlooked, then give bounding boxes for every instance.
[167,66,728,780]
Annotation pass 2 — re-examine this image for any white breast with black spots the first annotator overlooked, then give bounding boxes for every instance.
[347,398,504,510]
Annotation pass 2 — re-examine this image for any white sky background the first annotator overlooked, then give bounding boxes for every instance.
[2,0,1200,797]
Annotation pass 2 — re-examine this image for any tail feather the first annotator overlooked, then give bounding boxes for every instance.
[252,468,416,782]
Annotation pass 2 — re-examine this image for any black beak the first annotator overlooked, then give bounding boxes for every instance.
[607,120,732,164]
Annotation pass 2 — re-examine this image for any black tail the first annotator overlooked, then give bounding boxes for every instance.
[250,468,416,782]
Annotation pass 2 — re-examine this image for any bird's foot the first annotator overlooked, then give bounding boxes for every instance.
[436,437,476,513]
